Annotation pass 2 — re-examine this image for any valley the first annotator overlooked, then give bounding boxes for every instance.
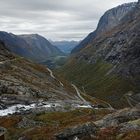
[0,0,140,140]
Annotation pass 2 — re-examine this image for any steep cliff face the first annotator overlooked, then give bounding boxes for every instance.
[59,1,140,108]
[72,2,136,53]
[0,32,63,62]
[78,1,140,76]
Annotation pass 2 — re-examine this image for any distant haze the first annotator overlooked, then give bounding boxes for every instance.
[0,0,137,41]
[51,40,79,54]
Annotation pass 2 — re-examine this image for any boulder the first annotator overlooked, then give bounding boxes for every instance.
[55,122,97,140]
[95,107,140,128]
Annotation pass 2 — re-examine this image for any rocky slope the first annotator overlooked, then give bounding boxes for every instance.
[0,40,113,117]
[0,32,63,63]
[0,40,84,114]
[58,1,140,108]
[0,42,117,140]
[72,2,136,53]
[56,105,140,140]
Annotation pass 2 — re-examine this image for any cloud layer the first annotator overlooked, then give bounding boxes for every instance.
[0,0,137,41]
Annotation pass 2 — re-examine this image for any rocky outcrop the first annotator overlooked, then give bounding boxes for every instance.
[95,107,140,128]
[55,107,140,140]
[56,123,97,140]
[18,117,44,128]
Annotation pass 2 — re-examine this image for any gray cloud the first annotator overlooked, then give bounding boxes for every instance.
[0,0,137,41]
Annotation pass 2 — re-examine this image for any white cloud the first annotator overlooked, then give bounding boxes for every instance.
[0,0,137,41]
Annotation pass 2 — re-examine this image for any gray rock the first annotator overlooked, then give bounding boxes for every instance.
[95,107,140,128]
[72,2,136,53]
[18,117,44,128]
[120,122,140,133]
[55,123,97,140]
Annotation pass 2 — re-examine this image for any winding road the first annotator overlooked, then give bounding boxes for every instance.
[71,84,114,110]
[71,84,87,103]
[0,58,64,88]
[0,59,114,111]
[47,68,55,79]
[47,68,64,87]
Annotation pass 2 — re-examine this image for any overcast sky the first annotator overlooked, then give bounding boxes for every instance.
[0,0,137,41]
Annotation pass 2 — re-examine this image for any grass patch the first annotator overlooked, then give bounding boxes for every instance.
[57,59,140,108]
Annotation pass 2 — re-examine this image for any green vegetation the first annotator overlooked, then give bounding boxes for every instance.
[0,109,111,140]
[57,59,140,108]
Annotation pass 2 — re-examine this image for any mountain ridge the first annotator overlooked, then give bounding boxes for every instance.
[0,31,63,63]
[72,2,137,54]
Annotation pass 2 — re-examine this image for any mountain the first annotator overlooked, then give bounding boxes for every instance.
[58,1,140,108]
[0,2,140,140]
[51,40,79,54]
[0,32,63,63]
[0,40,116,140]
[72,2,136,53]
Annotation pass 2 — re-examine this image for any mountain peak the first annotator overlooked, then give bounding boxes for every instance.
[20,33,42,39]
[72,2,136,53]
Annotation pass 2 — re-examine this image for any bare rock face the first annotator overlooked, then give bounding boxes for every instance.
[72,2,136,53]
[96,3,136,34]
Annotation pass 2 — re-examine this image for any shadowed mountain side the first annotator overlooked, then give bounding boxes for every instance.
[0,32,63,63]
